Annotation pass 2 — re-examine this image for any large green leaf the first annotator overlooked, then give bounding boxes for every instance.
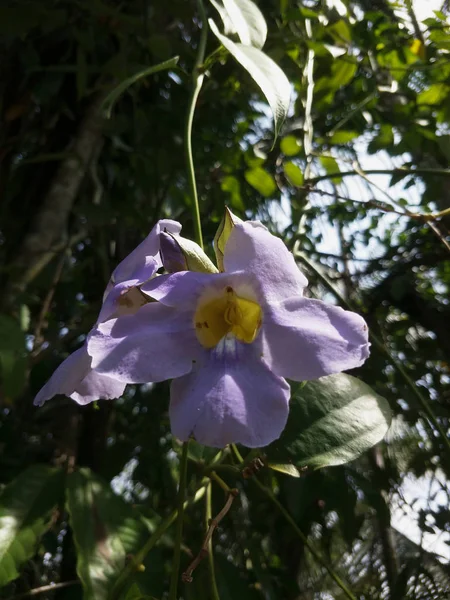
[66,468,148,600]
[102,56,180,118]
[0,465,63,586]
[220,0,267,49]
[267,374,392,470]
[210,19,291,141]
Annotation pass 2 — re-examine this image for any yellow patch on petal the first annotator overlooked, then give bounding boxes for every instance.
[194,286,262,348]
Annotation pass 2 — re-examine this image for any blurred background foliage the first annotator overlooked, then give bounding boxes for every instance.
[0,0,450,598]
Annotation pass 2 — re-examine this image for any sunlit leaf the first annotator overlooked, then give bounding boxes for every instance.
[319,155,342,183]
[245,167,277,196]
[210,19,291,141]
[221,0,267,48]
[0,466,63,586]
[284,161,304,186]
[280,135,301,156]
[221,175,245,210]
[266,374,392,469]
[268,463,302,477]
[329,130,359,144]
[418,83,450,106]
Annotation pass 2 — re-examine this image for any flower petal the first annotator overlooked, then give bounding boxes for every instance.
[70,370,126,405]
[33,346,125,407]
[224,221,308,302]
[142,270,258,308]
[112,220,180,284]
[87,303,199,383]
[99,280,150,323]
[141,271,217,307]
[170,339,290,448]
[262,297,370,381]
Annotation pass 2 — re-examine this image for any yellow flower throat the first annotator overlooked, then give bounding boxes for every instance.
[194,286,262,348]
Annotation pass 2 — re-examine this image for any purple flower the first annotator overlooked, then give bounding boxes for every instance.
[34,219,181,407]
[87,221,370,448]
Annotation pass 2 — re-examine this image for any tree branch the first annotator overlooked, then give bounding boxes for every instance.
[3,92,106,307]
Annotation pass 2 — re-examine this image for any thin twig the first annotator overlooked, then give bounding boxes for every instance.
[182,487,238,583]
[32,251,67,351]
[306,167,450,185]
[206,483,220,600]
[184,0,208,249]
[6,580,79,599]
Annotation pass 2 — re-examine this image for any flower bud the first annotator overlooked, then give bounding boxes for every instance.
[213,207,243,271]
[160,231,218,274]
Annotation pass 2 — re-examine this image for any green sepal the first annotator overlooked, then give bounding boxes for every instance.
[160,231,218,274]
[213,207,243,271]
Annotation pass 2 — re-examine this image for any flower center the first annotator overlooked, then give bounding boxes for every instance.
[194,286,262,348]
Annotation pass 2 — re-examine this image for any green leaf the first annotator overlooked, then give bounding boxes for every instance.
[267,463,302,477]
[284,161,304,186]
[0,315,25,351]
[210,19,291,141]
[221,175,245,210]
[280,135,301,156]
[418,83,450,106]
[328,19,352,45]
[316,58,357,94]
[102,56,180,118]
[125,583,159,600]
[319,155,341,183]
[245,167,277,196]
[66,468,148,600]
[266,374,392,469]
[0,466,63,586]
[329,130,359,144]
[220,0,267,49]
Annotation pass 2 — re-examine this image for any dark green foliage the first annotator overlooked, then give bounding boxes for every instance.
[0,0,449,599]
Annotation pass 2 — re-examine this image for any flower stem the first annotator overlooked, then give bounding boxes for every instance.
[185,0,208,249]
[209,470,233,493]
[168,441,190,600]
[110,477,207,599]
[231,445,356,600]
[306,166,450,185]
[206,483,221,600]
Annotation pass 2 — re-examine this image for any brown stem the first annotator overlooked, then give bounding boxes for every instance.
[5,580,80,599]
[182,488,238,583]
[32,251,67,350]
